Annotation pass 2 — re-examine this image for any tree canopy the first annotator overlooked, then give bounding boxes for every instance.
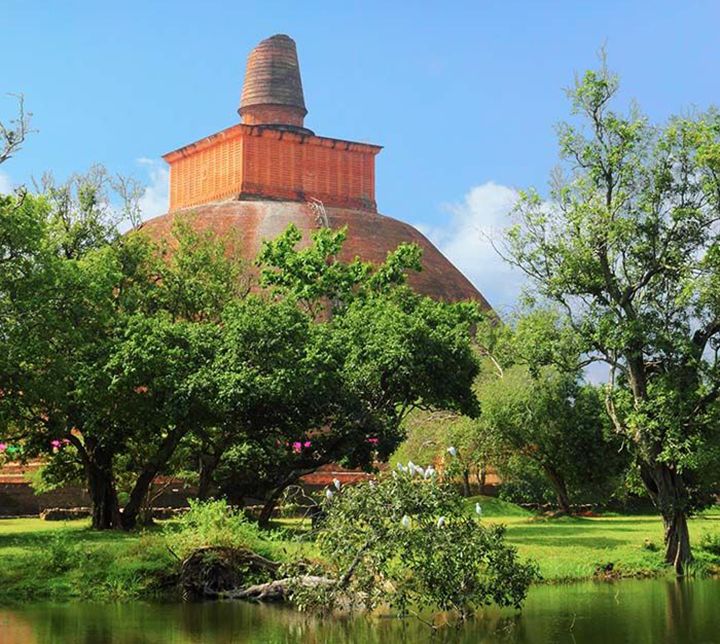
[503,60,720,570]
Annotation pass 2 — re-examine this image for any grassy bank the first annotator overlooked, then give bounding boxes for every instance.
[1,502,719,603]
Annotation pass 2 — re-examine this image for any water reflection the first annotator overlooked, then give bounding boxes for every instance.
[1,578,718,643]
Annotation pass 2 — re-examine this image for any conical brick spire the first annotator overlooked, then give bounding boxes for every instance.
[239,34,311,133]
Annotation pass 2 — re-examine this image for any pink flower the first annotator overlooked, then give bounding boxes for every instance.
[51,440,62,448]
[291,442,302,454]
[367,437,379,445]
[303,441,311,448]
[0,443,7,453]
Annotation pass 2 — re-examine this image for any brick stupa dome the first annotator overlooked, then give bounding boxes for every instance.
[140,34,491,309]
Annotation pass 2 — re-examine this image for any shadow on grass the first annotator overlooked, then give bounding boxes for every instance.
[0,523,159,554]
[509,534,629,548]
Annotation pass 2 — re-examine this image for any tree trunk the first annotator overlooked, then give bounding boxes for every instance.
[85,445,122,530]
[198,450,223,501]
[543,465,572,515]
[462,468,472,497]
[476,465,487,491]
[258,488,285,528]
[120,426,186,530]
[642,461,692,574]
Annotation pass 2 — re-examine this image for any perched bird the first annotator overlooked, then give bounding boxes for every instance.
[401,515,411,528]
[447,446,458,457]
[475,502,483,516]
[333,478,342,491]
[437,516,446,528]
[325,489,334,501]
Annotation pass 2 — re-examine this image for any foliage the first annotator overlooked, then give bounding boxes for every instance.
[501,58,720,568]
[478,364,627,512]
[392,410,505,497]
[0,93,33,165]
[199,230,480,523]
[257,223,422,316]
[698,532,720,558]
[496,456,559,506]
[291,469,538,620]
[0,176,247,529]
[164,499,268,561]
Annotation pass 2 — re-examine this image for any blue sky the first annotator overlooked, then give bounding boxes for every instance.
[2,1,719,312]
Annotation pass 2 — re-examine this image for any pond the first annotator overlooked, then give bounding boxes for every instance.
[1,578,718,643]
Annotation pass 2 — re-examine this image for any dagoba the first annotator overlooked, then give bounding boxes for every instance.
[140,34,490,308]
[143,35,489,308]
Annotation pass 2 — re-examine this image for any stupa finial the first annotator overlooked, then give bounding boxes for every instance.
[239,34,311,133]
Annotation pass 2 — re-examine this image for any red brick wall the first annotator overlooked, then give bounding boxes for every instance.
[163,124,381,213]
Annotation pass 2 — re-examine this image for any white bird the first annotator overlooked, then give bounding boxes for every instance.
[407,461,416,475]
[333,478,342,491]
[325,489,334,500]
[447,446,457,457]
[401,515,411,528]
[437,516,446,528]
[424,466,435,479]
[475,502,483,516]
[396,462,408,473]
[413,465,426,478]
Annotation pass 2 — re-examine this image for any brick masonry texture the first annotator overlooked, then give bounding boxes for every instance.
[163,124,380,213]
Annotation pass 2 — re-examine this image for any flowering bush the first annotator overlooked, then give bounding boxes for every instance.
[291,462,538,620]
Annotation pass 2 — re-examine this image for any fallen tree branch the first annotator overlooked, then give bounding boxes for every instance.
[219,575,336,602]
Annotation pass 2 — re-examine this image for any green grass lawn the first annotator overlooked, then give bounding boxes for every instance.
[1,503,719,603]
[0,518,176,603]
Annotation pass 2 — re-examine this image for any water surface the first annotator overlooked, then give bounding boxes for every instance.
[1,578,718,643]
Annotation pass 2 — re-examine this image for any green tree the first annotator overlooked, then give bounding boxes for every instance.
[478,364,621,514]
[0,173,246,529]
[293,466,538,621]
[198,226,481,525]
[392,412,503,497]
[503,61,720,569]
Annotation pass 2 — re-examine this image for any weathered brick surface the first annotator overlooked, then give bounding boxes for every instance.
[139,200,491,307]
[239,34,307,127]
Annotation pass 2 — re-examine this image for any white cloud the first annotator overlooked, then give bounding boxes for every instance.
[0,170,14,194]
[136,157,169,221]
[416,181,526,314]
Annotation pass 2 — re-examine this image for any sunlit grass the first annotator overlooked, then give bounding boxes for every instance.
[1,503,719,603]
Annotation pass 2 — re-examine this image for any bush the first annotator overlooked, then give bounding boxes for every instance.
[291,464,539,620]
[44,530,80,573]
[164,499,267,560]
[699,532,720,558]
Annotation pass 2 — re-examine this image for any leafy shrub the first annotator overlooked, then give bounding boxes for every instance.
[44,530,79,573]
[291,464,539,620]
[164,499,267,560]
[699,532,720,557]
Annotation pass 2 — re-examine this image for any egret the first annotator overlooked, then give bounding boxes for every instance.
[475,502,483,516]
[437,516,446,528]
[333,478,341,491]
[401,515,411,528]
[325,489,334,500]
[447,446,457,457]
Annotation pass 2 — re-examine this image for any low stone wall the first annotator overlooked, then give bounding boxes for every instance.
[0,482,197,518]
[0,483,90,517]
